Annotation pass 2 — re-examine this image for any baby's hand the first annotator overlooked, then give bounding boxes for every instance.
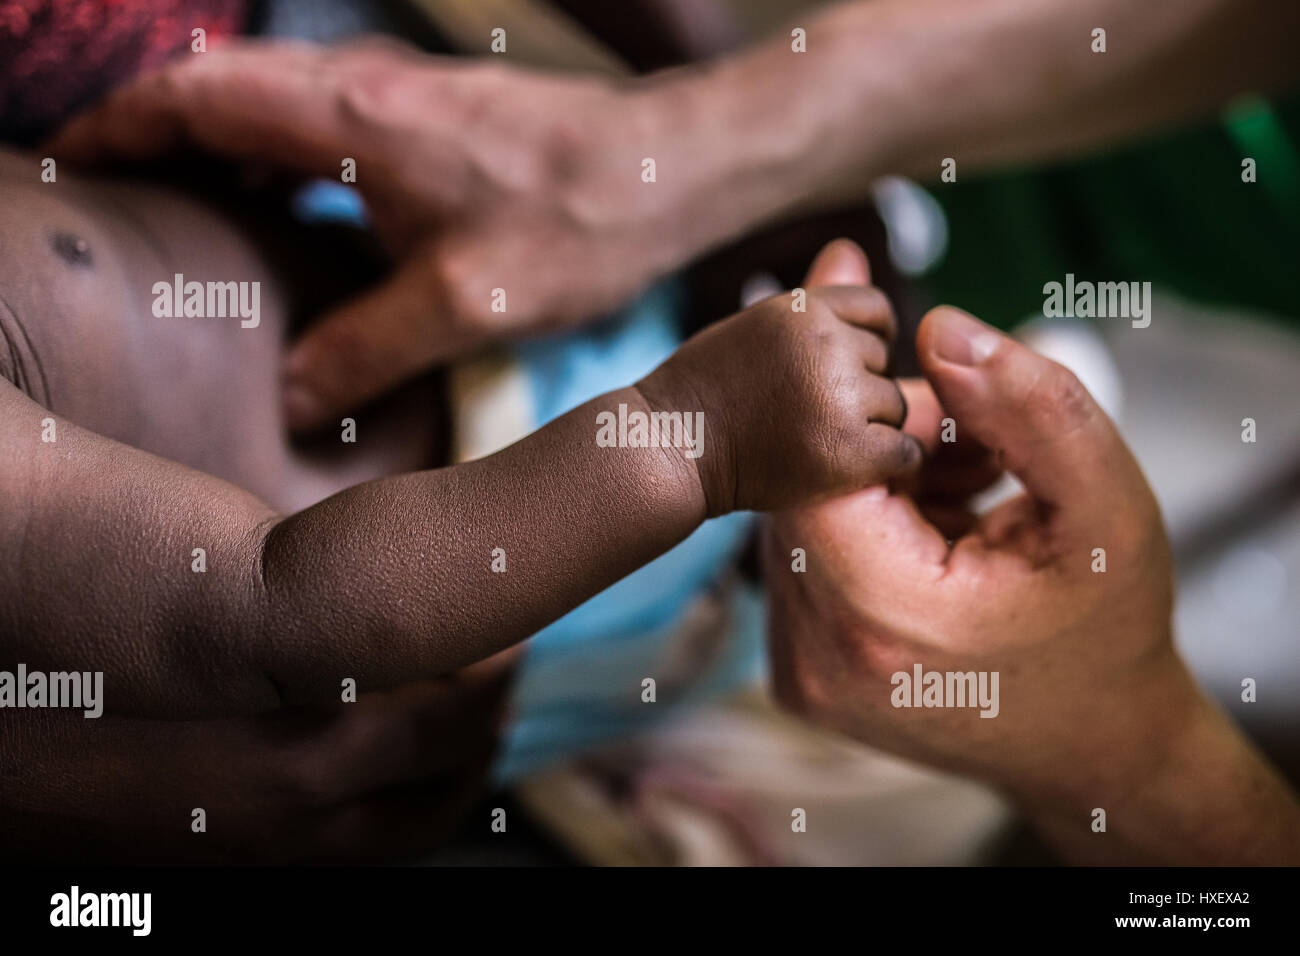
[637,285,921,516]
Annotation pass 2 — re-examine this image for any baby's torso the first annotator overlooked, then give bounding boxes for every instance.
[0,149,443,512]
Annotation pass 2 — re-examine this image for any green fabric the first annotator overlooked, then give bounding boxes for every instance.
[925,91,1300,330]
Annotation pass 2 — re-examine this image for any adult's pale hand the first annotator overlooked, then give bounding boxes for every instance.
[764,242,1300,864]
[48,40,708,428]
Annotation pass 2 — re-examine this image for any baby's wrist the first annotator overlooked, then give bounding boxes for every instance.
[628,370,721,519]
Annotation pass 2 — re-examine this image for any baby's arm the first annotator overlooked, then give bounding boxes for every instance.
[1,380,701,718]
[1,285,916,718]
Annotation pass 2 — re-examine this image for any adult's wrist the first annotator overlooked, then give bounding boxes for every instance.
[1010,651,1300,864]
[635,58,818,263]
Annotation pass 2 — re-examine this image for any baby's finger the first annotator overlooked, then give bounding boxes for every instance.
[862,374,908,428]
[802,238,872,288]
[814,286,897,344]
[848,423,925,486]
[843,324,890,373]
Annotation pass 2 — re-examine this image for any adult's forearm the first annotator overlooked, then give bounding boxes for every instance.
[657,0,1300,245]
[1017,660,1300,865]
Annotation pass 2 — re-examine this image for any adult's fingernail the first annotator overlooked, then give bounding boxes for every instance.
[929,308,1001,366]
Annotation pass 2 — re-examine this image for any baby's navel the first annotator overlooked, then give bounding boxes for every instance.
[50,231,93,268]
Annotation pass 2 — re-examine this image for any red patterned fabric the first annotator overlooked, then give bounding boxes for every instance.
[0,0,249,143]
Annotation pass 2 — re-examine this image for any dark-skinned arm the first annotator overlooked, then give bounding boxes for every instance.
[1,278,917,718]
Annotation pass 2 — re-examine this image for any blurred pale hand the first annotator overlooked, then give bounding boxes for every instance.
[49,40,703,429]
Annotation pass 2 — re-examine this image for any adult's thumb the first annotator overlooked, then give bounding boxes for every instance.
[915,306,1137,510]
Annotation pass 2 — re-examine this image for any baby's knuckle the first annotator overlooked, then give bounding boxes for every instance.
[861,374,898,413]
[805,291,840,323]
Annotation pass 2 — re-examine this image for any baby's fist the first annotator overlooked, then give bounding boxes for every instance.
[638,285,921,516]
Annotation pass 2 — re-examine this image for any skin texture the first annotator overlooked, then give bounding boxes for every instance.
[0,237,914,717]
[0,154,916,857]
[0,151,438,510]
[1,662,514,863]
[0,146,504,862]
[637,281,918,517]
[46,0,1300,427]
[764,244,1300,865]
